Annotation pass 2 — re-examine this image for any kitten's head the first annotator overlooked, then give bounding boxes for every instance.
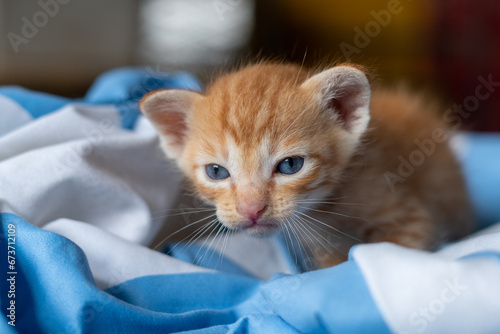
[140,63,371,236]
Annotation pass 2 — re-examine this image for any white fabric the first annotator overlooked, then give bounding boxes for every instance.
[0,94,33,137]
[352,223,500,334]
[0,103,180,244]
[206,233,293,280]
[437,223,500,261]
[44,218,211,289]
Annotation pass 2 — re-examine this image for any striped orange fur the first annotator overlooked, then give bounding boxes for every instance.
[140,62,472,268]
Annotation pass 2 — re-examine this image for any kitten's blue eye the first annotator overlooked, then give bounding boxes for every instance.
[205,164,230,180]
[276,157,304,175]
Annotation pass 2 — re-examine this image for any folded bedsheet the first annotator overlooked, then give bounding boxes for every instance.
[1,68,500,334]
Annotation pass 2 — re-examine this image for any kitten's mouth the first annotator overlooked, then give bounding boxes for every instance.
[241,221,279,236]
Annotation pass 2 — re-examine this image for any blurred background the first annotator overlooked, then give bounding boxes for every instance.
[1,0,499,131]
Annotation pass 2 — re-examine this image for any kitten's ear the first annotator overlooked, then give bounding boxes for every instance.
[140,89,203,159]
[300,65,371,138]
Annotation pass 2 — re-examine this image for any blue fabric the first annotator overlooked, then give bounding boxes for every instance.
[458,251,500,264]
[84,68,203,129]
[165,243,257,279]
[258,263,390,333]
[0,86,70,119]
[457,133,500,229]
[0,213,389,333]
[165,233,304,278]
[0,67,202,129]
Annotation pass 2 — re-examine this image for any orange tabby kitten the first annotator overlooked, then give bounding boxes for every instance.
[140,62,472,267]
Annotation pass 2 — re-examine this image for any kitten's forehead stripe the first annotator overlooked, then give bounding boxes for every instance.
[203,64,313,147]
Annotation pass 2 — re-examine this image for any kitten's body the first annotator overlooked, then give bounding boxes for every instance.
[141,63,472,267]
[310,89,472,265]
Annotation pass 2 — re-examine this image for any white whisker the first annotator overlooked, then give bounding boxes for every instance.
[152,213,217,250]
[282,221,298,266]
[194,221,220,266]
[298,196,349,202]
[298,206,380,228]
[279,219,292,255]
[205,223,227,267]
[151,206,214,214]
[165,219,218,257]
[296,201,365,206]
[217,226,231,270]
[288,218,320,270]
[294,214,346,258]
[296,211,362,242]
[286,218,308,266]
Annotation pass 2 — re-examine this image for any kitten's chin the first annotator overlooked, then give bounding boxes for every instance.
[240,222,280,237]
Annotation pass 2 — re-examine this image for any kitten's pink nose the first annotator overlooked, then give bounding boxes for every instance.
[237,203,268,222]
